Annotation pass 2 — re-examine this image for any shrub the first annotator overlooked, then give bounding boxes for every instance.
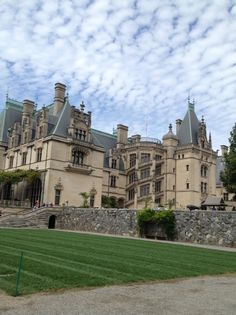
[137,208,176,240]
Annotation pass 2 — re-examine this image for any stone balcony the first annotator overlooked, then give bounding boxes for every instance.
[65,162,93,174]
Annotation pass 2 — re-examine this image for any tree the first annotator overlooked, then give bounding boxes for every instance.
[220,123,236,196]
[80,192,90,208]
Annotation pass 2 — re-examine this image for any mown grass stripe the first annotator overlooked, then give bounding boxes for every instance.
[1,229,236,296]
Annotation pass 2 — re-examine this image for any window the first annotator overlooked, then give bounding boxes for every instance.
[9,156,14,168]
[173,168,175,173]
[173,185,175,191]
[178,155,180,159]
[155,181,161,193]
[54,189,61,206]
[201,165,208,177]
[110,175,116,187]
[201,182,207,193]
[129,171,136,184]
[75,129,86,141]
[155,155,162,160]
[155,165,162,176]
[141,153,150,164]
[72,149,84,165]
[36,148,42,162]
[129,154,136,167]
[140,168,150,179]
[223,193,228,201]
[155,197,161,204]
[182,154,184,159]
[128,188,135,200]
[111,159,117,169]
[186,183,189,189]
[186,165,189,171]
[24,132,28,144]
[22,152,27,165]
[140,184,150,197]
[90,195,95,207]
[39,126,43,138]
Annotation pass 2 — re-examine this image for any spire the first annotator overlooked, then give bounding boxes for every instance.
[209,132,212,148]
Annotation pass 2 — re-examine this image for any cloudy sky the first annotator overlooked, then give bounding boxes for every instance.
[0,0,235,150]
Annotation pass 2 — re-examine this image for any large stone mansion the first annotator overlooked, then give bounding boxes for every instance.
[0,82,228,209]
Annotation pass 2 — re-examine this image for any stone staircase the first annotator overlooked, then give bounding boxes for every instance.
[0,207,63,228]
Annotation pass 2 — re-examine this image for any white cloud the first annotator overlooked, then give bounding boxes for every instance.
[0,0,235,149]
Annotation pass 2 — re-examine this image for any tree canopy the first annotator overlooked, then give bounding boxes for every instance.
[220,123,236,195]
[0,169,40,185]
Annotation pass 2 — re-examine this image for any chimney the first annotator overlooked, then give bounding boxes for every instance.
[117,124,128,148]
[53,82,66,115]
[131,134,141,144]
[221,145,228,156]
[23,99,35,115]
[176,119,182,137]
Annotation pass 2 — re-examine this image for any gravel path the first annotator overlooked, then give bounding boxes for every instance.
[1,275,236,315]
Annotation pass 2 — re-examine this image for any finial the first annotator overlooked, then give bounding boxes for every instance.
[169,123,172,131]
[66,92,69,99]
[80,101,85,111]
[201,115,204,123]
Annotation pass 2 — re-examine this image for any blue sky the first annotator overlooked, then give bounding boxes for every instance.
[0,0,235,150]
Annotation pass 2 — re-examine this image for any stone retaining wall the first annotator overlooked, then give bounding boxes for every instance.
[1,207,236,247]
[60,208,236,247]
[174,210,236,247]
[60,208,137,236]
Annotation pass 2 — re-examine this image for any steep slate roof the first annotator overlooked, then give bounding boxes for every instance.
[91,129,118,167]
[178,102,199,145]
[0,98,23,144]
[51,99,71,138]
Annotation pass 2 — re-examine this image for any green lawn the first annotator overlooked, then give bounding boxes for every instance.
[0,229,236,296]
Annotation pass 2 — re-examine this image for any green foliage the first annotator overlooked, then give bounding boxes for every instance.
[137,208,176,240]
[101,195,118,208]
[80,192,90,208]
[0,169,40,185]
[220,123,236,196]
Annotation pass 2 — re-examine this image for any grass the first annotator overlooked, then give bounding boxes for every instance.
[0,229,236,296]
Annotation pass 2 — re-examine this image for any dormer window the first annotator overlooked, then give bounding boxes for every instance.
[111,159,117,169]
[74,129,86,141]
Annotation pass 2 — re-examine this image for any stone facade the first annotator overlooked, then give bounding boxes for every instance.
[0,82,229,210]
